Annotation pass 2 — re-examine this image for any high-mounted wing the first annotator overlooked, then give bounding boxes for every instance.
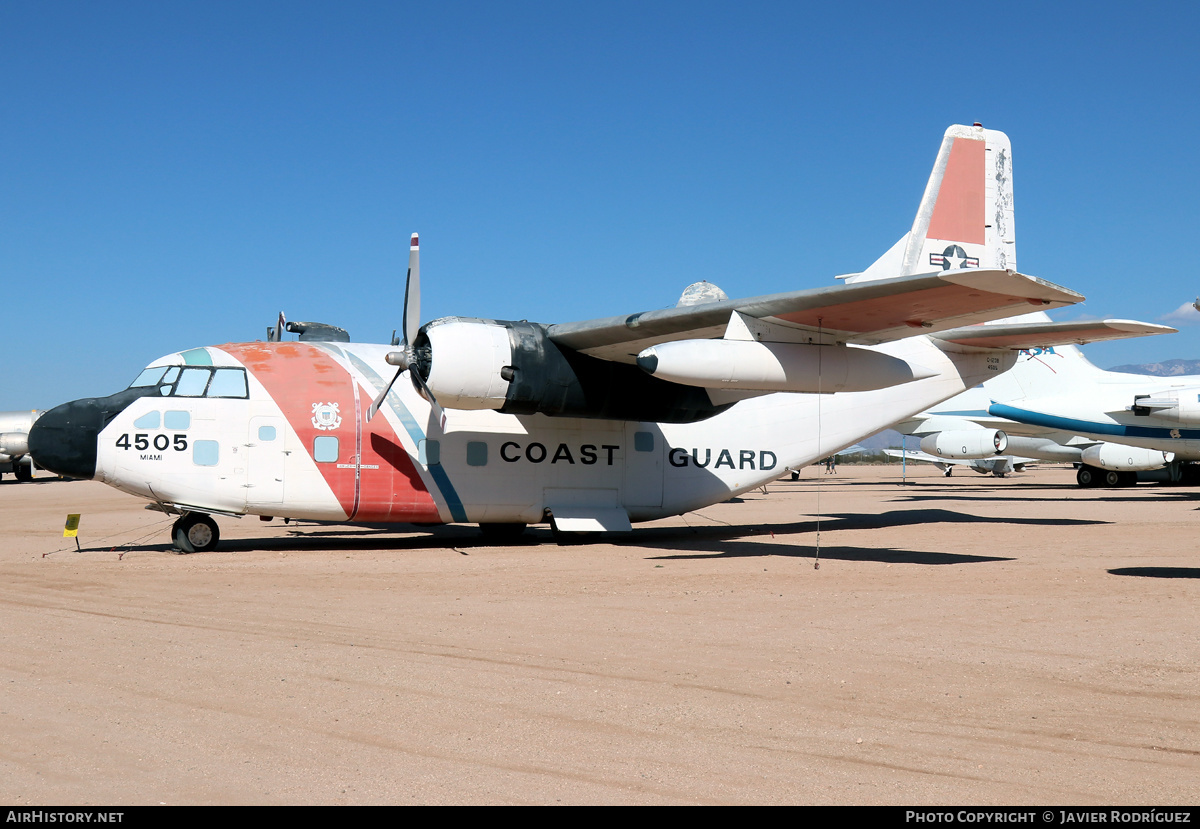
[547,268,1082,364]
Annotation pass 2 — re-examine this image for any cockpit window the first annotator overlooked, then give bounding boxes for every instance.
[175,368,211,397]
[130,367,168,388]
[208,368,249,398]
[138,366,250,399]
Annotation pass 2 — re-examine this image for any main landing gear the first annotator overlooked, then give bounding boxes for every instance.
[1075,465,1135,488]
[173,513,220,553]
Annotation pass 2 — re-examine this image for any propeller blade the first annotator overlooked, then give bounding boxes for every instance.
[403,233,420,347]
[410,368,447,431]
[366,366,404,422]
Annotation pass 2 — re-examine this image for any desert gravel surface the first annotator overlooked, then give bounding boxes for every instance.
[1,465,1197,805]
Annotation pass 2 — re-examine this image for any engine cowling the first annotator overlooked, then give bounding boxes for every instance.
[1080,443,1173,471]
[412,317,729,422]
[919,430,1008,459]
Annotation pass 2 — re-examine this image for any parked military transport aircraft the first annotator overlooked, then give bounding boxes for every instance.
[28,125,1159,551]
[0,410,43,481]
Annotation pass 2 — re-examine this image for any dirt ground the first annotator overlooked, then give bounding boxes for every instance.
[1,464,1198,805]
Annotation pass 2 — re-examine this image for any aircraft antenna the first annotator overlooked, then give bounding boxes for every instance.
[814,319,823,570]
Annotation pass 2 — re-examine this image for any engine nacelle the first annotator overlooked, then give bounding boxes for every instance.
[1131,387,1200,424]
[413,317,728,422]
[920,430,1008,459]
[0,432,29,458]
[1080,443,1173,471]
[419,320,513,410]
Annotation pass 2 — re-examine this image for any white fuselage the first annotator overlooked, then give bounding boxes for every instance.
[93,336,1007,525]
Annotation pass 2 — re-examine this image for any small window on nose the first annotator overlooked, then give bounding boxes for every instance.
[133,411,160,429]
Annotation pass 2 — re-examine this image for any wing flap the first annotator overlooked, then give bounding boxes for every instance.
[931,319,1175,351]
[548,269,1082,364]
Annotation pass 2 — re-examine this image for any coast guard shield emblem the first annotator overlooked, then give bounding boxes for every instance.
[311,402,342,431]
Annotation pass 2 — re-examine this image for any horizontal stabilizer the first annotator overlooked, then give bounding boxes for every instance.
[931,319,1175,351]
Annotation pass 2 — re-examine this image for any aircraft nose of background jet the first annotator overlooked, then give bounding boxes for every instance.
[28,399,103,480]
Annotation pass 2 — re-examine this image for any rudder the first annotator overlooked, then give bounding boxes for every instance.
[849,124,1015,282]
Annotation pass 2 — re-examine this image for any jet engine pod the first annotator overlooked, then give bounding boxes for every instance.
[920,429,1008,459]
[0,432,29,458]
[1080,443,1173,471]
[1130,387,1200,424]
[635,340,934,393]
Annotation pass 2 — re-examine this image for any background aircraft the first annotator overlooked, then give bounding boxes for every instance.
[27,125,1150,551]
[883,447,1033,478]
[0,410,43,482]
[988,346,1200,486]
[891,325,1187,487]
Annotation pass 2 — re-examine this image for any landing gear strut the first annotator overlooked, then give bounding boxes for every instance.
[173,513,220,553]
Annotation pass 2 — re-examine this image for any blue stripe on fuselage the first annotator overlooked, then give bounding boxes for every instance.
[988,402,1200,440]
[319,345,469,524]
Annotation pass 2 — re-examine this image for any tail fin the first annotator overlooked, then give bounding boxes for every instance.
[849,124,1015,283]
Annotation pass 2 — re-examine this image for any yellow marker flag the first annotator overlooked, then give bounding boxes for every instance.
[63,514,81,538]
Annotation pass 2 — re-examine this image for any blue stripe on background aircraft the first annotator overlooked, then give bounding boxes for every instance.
[27,125,1168,551]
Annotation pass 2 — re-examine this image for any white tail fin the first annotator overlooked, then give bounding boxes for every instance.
[849,124,1015,283]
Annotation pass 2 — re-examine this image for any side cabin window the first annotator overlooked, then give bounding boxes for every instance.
[129,367,249,399]
[313,436,339,463]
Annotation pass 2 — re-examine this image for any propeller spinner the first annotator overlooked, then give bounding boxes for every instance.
[366,234,446,428]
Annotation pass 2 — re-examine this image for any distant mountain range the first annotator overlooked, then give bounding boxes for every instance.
[1107,359,1200,376]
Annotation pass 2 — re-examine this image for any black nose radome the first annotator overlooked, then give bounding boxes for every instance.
[29,388,160,480]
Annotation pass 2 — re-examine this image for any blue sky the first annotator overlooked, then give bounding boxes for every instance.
[4,1,1199,410]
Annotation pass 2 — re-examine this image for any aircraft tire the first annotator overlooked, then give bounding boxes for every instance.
[173,514,220,554]
[790,471,799,481]
[1103,470,1121,488]
[13,464,32,482]
[1076,466,1099,487]
[478,522,527,543]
